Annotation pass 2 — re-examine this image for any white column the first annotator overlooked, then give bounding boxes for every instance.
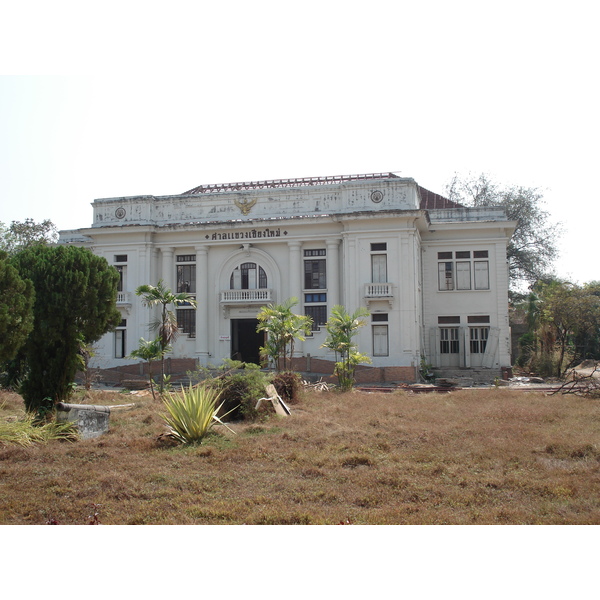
[161,247,175,291]
[326,238,340,307]
[195,245,210,364]
[288,241,302,303]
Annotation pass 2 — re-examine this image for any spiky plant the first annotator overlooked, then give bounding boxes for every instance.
[162,383,236,445]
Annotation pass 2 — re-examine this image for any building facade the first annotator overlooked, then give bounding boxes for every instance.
[59,173,516,382]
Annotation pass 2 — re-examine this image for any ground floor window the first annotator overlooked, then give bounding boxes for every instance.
[177,309,196,338]
[115,319,126,358]
[469,327,489,354]
[305,304,327,331]
[440,327,460,354]
[372,324,389,356]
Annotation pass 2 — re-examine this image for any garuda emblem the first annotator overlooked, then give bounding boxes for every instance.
[234,197,258,215]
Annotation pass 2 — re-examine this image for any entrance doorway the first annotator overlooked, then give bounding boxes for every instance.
[231,319,264,365]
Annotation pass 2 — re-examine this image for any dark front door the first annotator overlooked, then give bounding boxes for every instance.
[231,319,263,365]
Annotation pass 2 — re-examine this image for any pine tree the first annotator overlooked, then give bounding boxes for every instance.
[11,245,121,414]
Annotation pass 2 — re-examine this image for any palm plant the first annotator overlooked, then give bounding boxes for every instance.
[257,297,312,371]
[129,337,166,400]
[162,383,236,445]
[136,280,197,392]
[321,305,371,391]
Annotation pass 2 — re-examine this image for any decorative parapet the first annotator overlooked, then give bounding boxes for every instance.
[364,282,394,308]
[220,289,274,303]
[116,291,131,304]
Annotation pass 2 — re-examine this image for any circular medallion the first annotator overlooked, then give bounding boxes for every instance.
[115,207,126,219]
[370,190,384,203]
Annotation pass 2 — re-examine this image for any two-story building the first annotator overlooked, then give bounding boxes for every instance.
[59,173,516,383]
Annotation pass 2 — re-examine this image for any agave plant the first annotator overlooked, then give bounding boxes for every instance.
[162,383,236,445]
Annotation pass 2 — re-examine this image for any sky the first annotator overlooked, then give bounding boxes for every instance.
[1,0,598,290]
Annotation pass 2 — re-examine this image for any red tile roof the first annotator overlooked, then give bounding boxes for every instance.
[418,186,464,209]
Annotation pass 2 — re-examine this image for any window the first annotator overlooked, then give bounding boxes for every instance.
[467,315,490,324]
[177,264,196,293]
[371,243,387,252]
[438,262,454,290]
[304,249,326,289]
[470,327,489,354]
[305,293,327,303]
[372,313,388,322]
[115,265,125,292]
[175,255,196,293]
[305,293,327,331]
[474,261,490,290]
[115,319,127,358]
[373,325,389,356]
[177,309,196,337]
[371,254,387,283]
[230,262,267,289]
[370,243,388,283]
[440,327,460,354]
[305,305,328,331]
[114,256,127,292]
[437,251,489,291]
[438,316,460,324]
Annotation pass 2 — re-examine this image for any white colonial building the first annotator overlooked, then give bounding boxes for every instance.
[59,173,516,383]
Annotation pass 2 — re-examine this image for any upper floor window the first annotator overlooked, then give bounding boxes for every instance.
[304,249,326,290]
[176,255,196,293]
[115,265,125,292]
[371,243,388,283]
[230,262,267,290]
[437,251,489,291]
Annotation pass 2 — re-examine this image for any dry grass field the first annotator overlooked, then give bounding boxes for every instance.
[1,385,600,525]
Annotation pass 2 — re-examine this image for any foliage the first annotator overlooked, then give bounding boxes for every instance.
[321,305,371,391]
[271,371,302,404]
[445,173,562,291]
[189,360,272,421]
[516,279,600,377]
[257,297,312,372]
[162,383,235,445]
[0,251,34,364]
[136,280,197,393]
[10,245,121,414]
[129,338,167,400]
[419,356,435,382]
[0,219,58,255]
[0,412,79,446]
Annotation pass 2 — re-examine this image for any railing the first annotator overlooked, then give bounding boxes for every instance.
[364,283,393,297]
[116,291,131,304]
[220,289,273,303]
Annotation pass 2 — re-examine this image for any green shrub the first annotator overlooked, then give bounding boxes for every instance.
[162,383,235,445]
[187,360,272,421]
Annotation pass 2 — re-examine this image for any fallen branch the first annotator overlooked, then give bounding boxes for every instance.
[548,366,600,397]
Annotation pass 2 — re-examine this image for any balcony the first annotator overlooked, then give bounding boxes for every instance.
[220,289,274,304]
[116,291,132,304]
[364,282,394,308]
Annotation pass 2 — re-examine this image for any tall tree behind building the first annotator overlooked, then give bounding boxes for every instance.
[445,173,562,292]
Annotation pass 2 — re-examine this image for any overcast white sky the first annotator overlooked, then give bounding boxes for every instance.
[1,0,598,285]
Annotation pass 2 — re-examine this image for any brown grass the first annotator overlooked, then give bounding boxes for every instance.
[1,386,600,525]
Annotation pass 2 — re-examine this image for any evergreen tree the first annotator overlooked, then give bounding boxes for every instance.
[0,251,34,363]
[11,245,121,414]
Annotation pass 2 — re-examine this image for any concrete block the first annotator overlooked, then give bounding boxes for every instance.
[56,403,110,439]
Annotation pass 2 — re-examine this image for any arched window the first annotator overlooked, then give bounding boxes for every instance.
[230,262,267,290]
